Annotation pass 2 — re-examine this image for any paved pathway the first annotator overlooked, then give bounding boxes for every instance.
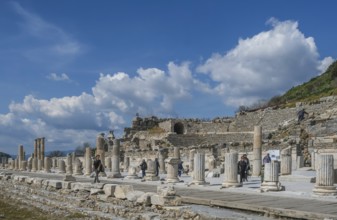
[3,170,337,220]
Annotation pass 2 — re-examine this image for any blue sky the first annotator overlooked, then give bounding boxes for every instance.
[0,0,336,154]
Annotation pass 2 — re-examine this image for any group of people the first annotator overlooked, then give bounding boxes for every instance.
[237,154,250,183]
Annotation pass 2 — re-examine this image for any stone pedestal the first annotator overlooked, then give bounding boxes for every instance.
[165,157,180,183]
[44,157,51,173]
[125,166,139,179]
[191,153,208,185]
[145,159,160,181]
[313,155,337,196]
[108,139,122,178]
[58,159,66,173]
[261,161,284,192]
[222,152,242,188]
[252,126,262,177]
[281,147,292,175]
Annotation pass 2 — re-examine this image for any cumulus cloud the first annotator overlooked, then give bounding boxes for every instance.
[47,73,71,82]
[197,18,334,107]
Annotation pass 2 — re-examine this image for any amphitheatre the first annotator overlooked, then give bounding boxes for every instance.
[2,64,337,219]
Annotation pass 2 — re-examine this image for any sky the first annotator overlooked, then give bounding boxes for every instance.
[0,0,336,155]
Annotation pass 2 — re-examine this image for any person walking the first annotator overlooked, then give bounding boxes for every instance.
[263,153,271,165]
[178,161,184,177]
[154,158,160,176]
[238,156,248,183]
[93,155,103,183]
[139,159,147,178]
[242,154,250,181]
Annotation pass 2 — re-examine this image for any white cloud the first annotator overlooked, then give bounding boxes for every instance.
[197,18,334,107]
[47,73,70,81]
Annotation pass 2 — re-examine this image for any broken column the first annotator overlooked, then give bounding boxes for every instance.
[18,145,24,170]
[261,161,284,192]
[173,147,180,160]
[189,149,196,175]
[191,152,208,185]
[44,157,51,173]
[145,159,160,181]
[313,155,337,196]
[252,126,262,177]
[165,157,180,183]
[58,159,66,174]
[222,152,242,188]
[281,146,292,175]
[159,149,167,174]
[66,153,73,175]
[109,139,122,178]
[74,158,83,175]
[84,147,92,176]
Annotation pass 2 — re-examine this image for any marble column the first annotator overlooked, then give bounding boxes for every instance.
[159,149,167,174]
[109,139,122,178]
[281,147,292,175]
[222,152,242,188]
[37,138,41,161]
[21,161,27,171]
[52,158,57,170]
[189,149,196,174]
[27,157,32,172]
[252,126,262,177]
[145,159,160,181]
[85,147,92,176]
[261,161,284,192]
[37,159,43,171]
[165,157,180,183]
[124,156,130,172]
[191,153,208,185]
[313,155,337,196]
[32,158,37,172]
[41,137,45,162]
[34,139,38,161]
[66,154,73,175]
[311,151,316,171]
[44,157,51,173]
[58,159,66,173]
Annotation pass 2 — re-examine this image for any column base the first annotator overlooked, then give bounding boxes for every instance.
[166,178,180,183]
[221,182,242,188]
[144,175,160,181]
[190,180,209,186]
[260,181,285,192]
[313,186,337,196]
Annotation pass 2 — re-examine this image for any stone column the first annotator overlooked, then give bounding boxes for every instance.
[58,159,66,173]
[18,145,24,170]
[85,147,92,176]
[66,154,73,175]
[159,149,167,174]
[27,157,32,172]
[41,137,45,162]
[311,151,316,171]
[37,159,43,171]
[52,158,57,170]
[124,156,130,172]
[34,139,38,161]
[32,157,37,172]
[191,153,208,185]
[96,133,106,167]
[21,161,27,171]
[261,161,284,192]
[145,159,160,181]
[252,126,262,177]
[222,152,242,188]
[44,157,51,173]
[105,157,112,172]
[109,139,122,178]
[165,157,180,183]
[313,155,337,196]
[297,156,304,169]
[189,149,196,174]
[281,147,292,175]
[37,138,41,161]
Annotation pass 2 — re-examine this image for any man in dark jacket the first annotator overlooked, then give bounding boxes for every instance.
[93,155,103,183]
[238,156,248,183]
[139,159,147,178]
[154,158,160,176]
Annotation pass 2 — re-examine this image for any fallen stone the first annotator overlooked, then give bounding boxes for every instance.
[157,185,176,197]
[114,185,134,199]
[151,195,182,206]
[103,184,117,197]
[136,192,156,206]
[126,190,144,202]
[90,188,104,195]
[48,180,62,189]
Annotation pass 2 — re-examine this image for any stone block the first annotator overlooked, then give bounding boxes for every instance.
[103,184,117,197]
[62,181,72,189]
[150,194,182,206]
[126,190,145,202]
[136,192,156,206]
[25,177,34,184]
[90,188,104,195]
[114,185,134,199]
[71,182,92,192]
[157,185,176,197]
[48,180,62,189]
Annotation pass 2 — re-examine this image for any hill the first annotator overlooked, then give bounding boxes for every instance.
[268,60,337,107]
[0,152,12,159]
